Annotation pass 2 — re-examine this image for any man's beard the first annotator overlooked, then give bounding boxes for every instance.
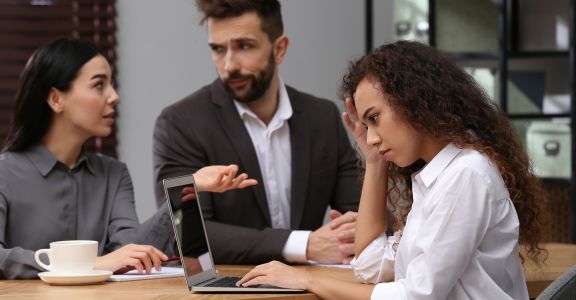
[222,52,275,103]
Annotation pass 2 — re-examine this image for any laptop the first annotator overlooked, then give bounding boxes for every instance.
[163,174,304,293]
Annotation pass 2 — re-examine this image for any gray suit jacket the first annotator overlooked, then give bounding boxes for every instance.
[153,79,361,264]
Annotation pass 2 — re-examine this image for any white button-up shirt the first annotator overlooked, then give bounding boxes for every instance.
[351,143,529,300]
[234,80,310,262]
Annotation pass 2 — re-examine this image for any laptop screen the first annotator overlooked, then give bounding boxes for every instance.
[163,175,304,293]
[163,175,218,287]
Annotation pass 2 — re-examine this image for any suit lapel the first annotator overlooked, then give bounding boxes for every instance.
[287,87,310,229]
[210,80,272,226]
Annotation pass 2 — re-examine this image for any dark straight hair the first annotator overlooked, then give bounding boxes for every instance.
[3,37,104,152]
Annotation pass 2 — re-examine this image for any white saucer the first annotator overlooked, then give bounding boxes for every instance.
[38,270,112,285]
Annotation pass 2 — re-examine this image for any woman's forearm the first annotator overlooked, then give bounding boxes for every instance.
[355,161,389,256]
[307,273,375,300]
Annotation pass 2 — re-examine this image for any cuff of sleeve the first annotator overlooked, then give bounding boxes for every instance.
[282,230,311,263]
[351,233,394,283]
[149,204,175,252]
[372,281,406,300]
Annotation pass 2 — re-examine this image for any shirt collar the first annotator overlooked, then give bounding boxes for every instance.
[26,144,95,177]
[233,77,293,124]
[79,151,95,174]
[414,143,463,188]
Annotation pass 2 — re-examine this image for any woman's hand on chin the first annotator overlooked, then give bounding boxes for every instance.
[342,98,385,166]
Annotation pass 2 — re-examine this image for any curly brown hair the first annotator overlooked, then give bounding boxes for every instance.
[340,41,547,265]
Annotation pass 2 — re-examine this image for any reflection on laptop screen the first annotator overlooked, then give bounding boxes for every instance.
[165,180,215,279]
[164,175,304,293]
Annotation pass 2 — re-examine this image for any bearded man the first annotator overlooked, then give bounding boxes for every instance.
[153,0,361,265]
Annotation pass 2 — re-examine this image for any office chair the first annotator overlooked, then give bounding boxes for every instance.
[536,264,576,300]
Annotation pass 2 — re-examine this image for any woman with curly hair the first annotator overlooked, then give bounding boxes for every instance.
[236,41,547,300]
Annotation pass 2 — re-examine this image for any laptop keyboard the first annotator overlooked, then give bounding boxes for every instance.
[204,276,242,287]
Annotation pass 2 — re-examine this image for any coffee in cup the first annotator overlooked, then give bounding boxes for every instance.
[34,240,98,274]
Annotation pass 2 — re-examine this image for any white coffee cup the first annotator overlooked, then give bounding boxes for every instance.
[34,240,98,274]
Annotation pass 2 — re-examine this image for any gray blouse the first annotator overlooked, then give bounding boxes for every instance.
[0,145,173,279]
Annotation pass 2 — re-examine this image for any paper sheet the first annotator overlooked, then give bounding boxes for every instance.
[307,262,352,269]
[108,266,184,282]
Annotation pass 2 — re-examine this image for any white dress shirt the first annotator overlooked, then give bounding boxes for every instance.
[233,79,310,262]
[351,143,529,300]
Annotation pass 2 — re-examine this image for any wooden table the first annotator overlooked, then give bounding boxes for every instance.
[524,243,576,298]
[0,243,573,299]
[0,265,356,300]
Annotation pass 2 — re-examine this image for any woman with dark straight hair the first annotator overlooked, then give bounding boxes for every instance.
[0,37,256,279]
[237,41,547,300]
[5,38,102,152]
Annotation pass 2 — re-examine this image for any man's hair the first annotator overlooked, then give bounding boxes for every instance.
[196,0,283,42]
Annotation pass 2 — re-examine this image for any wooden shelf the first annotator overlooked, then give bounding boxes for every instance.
[428,0,574,242]
[542,178,572,187]
[445,52,499,60]
[507,113,571,119]
[508,51,569,58]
